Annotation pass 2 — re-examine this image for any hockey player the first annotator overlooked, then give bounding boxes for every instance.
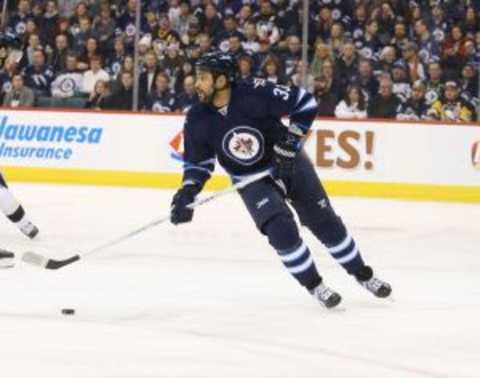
[170,52,391,308]
[0,172,38,239]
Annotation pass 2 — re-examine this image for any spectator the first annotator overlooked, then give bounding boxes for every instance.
[81,55,110,94]
[397,80,430,121]
[41,1,60,48]
[117,0,146,47]
[228,35,245,60]
[171,1,193,36]
[390,21,409,53]
[375,46,396,76]
[176,74,197,113]
[335,84,367,119]
[329,22,347,57]
[321,59,344,100]
[442,25,468,79]
[140,50,162,100]
[290,61,314,93]
[152,13,181,52]
[260,54,287,85]
[254,0,280,46]
[391,60,412,103]
[313,75,337,117]
[0,56,19,102]
[425,61,444,105]
[144,72,177,112]
[429,80,476,122]
[23,49,54,97]
[49,33,70,73]
[237,54,255,83]
[414,19,441,64]
[241,21,261,56]
[281,35,302,79]
[159,43,184,88]
[202,3,223,40]
[21,33,43,68]
[85,79,110,110]
[92,3,116,52]
[78,37,100,70]
[51,53,83,99]
[104,70,133,110]
[401,41,426,83]
[3,74,34,108]
[367,75,401,119]
[73,16,97,55]
[8,0,32,42]
[336,41,359,82]
[106,37,127,78]
[353,58,379,101]
[310,41,332,79]
[215,15,244,52]
[460,62,479,99]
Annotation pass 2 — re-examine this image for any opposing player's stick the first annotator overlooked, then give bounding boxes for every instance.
[22,171,270,270]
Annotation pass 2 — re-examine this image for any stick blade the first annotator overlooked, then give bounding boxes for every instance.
[22,252,81,270]
[22,251,49,268]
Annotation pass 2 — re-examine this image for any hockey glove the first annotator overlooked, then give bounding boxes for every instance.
[272,132,302,190]
[170,184,201,225]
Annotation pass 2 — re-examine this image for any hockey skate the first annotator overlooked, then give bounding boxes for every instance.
[18,221,39,239]
[0,249,14,269]
[358,276,392,298]
[310,283,342,308]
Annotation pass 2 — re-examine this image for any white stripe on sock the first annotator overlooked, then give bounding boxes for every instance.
[280,242,307,263]
[288,255,314,274]
[329,235,352,254]
[335,247,359,264]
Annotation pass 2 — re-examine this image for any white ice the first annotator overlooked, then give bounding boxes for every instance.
[1,183,479,378]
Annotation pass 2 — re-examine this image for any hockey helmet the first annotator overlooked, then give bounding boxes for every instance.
[195,52,237,82]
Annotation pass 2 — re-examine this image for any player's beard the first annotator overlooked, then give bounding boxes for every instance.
[196,87,215,103]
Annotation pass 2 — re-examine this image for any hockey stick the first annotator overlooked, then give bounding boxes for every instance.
[22,171,270,270]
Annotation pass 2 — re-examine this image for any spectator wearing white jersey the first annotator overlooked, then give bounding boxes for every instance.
[81,55,110,94]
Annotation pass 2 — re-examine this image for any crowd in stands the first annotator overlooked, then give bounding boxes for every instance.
[0,0,479,123]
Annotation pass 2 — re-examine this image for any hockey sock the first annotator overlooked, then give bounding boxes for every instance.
[327,233,366,275]
[307,215,367,276]
[0,186,29,226]
[264,215,322,290]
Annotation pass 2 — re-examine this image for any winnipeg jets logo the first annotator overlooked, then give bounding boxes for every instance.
[60,78,75,93]
[222,126,264,166]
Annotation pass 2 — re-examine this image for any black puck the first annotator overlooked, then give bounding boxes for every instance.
[61,308,75,315]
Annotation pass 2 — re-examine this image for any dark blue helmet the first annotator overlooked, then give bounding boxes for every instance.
[195,52,237,82]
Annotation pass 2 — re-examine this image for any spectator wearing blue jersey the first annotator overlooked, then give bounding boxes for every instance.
[23,49,54,98]
[144,72,178,112]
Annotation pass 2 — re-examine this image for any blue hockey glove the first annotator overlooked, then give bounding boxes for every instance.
[170,184,201,225]
[272,132,302,189]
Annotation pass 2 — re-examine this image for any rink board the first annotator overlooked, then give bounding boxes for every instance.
[0,109,479,202]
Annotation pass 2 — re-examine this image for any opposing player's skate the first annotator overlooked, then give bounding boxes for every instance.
[359,276,392,298]
[18,220,39,239]
[0,249,14,268]
[310,283,342,308]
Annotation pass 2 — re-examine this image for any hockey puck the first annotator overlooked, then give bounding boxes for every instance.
[61,308,75,315]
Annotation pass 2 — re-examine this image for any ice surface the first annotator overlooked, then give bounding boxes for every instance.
[1,183,479,378]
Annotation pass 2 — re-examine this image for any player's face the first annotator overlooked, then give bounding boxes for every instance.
[195,69,215,103]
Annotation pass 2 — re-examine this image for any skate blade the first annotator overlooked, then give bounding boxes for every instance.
[0,258,14,269]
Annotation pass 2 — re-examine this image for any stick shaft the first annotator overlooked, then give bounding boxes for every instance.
[82,171,270,258]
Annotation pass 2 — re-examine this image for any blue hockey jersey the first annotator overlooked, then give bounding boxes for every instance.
[182,79,318,188]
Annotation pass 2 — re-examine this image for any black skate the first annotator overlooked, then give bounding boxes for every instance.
[310,283,342,308]
[0,249,14,269]
[19,221,39,239]
[359,276,392,298]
